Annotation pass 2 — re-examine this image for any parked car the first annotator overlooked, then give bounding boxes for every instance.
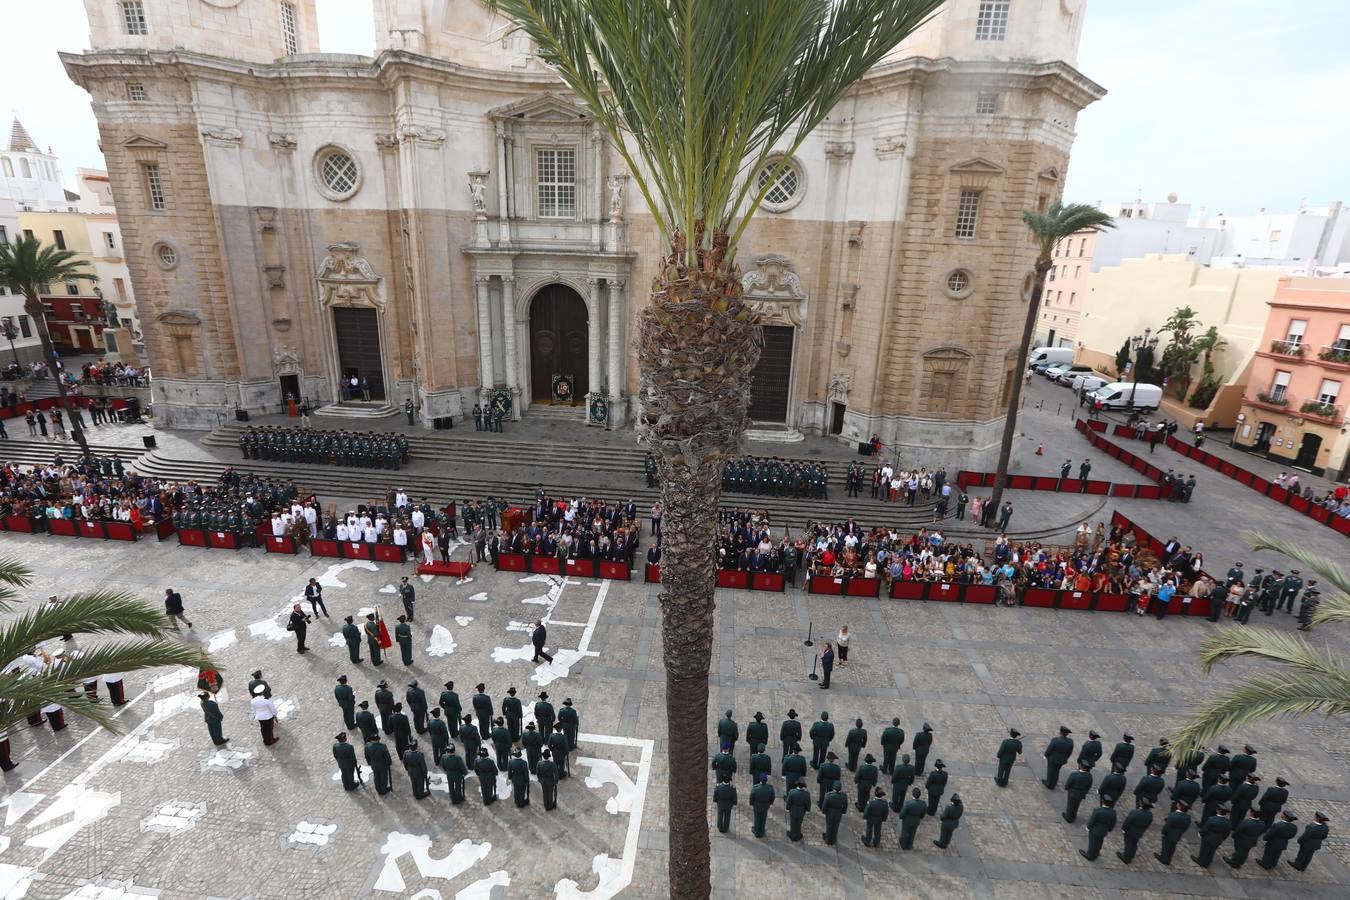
[1053,364,1096,385]
[1043,362,1073,381]
[1028,346,1075,373]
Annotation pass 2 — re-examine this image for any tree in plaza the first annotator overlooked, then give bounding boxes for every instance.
[990,203,1114,511]
[1156,306,1205,398]
[1186,325,1227,409]
[486,1,943,894]
[1171,534,1350,755]
[0,235,95,459]
[1114,339,1131,380]
[0,557,214,735]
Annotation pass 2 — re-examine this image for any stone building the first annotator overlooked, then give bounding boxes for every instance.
[63,0,1102,467]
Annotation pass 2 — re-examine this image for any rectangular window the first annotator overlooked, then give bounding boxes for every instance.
[73,304,86,320]
[1285,318,1307,345]
[953,189,981,238]
[1048,267,1056,282]
[975,93,998,114]
[535,148,577,219]
[65,280,80,296]
[53,230,66,250]
[19,315,31,337]
[1271,370,1291,401]
[974,1,1010,40]
[37,282,51,296]
[1335,324,1350,351]
[113,277,127,301]
[1318,379,1341,405]
[1075,265,1081,278]
[104,231,116,250]
[1069,292,1076,306]
[0,225,6,243]
[121,1,147,35]
[281,2,299,55]
[1078,238,1086,255]
[126,82,146,101]
[23,229,33,241]
[144,163,166,210]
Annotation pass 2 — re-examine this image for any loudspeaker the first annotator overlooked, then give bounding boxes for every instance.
[235,409,250,422]
[142,435,157,449]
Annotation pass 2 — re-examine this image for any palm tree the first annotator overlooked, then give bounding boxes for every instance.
[989,203,1115,512]
[1170,534,1350,756]
[0,556,213,735]
[0,234,96,459]
[487,2,943,894]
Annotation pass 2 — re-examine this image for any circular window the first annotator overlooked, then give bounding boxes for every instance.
[756,157,804,212]
[154,243,177,270]
[943,267,975,300]
[314,146,361,201]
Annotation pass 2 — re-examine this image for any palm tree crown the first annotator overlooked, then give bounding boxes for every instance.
[1022,201,1116,259]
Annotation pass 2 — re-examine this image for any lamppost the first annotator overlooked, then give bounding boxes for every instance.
[1128,328,1159,411]
[1,320,20,372]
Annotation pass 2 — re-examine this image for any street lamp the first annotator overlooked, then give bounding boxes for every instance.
[1,320,20,372]
[1128,328,1160,411]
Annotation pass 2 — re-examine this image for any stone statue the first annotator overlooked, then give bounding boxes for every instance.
[102,301,120,329]
[607,175,624,220]
[468,172,488,214]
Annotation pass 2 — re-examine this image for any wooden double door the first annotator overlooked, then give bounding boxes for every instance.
[529,285,590,402]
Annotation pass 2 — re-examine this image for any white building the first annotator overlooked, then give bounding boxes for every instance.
[0,119,74,213]
[0,197,45,367]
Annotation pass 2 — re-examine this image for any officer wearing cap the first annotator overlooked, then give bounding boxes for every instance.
[1279,569,1303,613]
[1110,733,1135,773]
[1290,811,1330,870]
[1043,726,1074,789]
[1258,776,1290,828]
[995,727,1023,787]
[1154,800,1193,865]
[1201,745,1230,791]
[1258,810,1298,869]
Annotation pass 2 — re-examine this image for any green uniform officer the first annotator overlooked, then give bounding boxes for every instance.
[782,745,808,792]
[199,693,227,746]
[897,788,926,849]
[749,774,775,838]
[1190,808,1233,868]
[912,723,933,774]
[365,734,394,795]
[854,754,879,812]
[1258,811,1298,869]
[459,716,481,766]
[355,702,378,744]
[779,710,802,758]
[1063,762,1094,823]
[1117,799,1153,863]
[816,752,841,810]
[1079,798,1117,860]
[501,688,524,742]
[395,616,413,666]
[809,713,834,769]
[334,675,356,729]
[925,760,948,816]
[785,781,811,841]
[535,692,556,737]
[341,617,362,663]
[1258,777,1290,828]
[934,794,964,848]
[1290,811,1329,871]
[995,728,1023,787]
[364,614,383,666]
[844,719,868,772]
[508,749,531,807]
[713,774,738,833]
[862,787,889,847]
[821,782,848,845]
[880,719,905,774]
[717,710,739,749]
[748,744,771,786]
[439,744,468,804]
[1143,738,1172,774]
[890,753,916,812]
[406,680,429,733]
[1134,767,1166,807]
[1172,770,1201,809]
[1200,775,1232,822]
[746,711,769,757]
[333,733,360,791]
[1224,809,1268,868]
[1043,726,1074,788]
[491,718,512,769]
[547,724,570,778]
[1154,801,1193,865]
[427,708,450,760]
[1110,734,1135,773]
[402,741,430,799]
[389,704,412,758]
[711,743,737,782]
[473,748,499,805]
[538,750,560,810]
[1229,773,1259,828]
[439,681,462,729]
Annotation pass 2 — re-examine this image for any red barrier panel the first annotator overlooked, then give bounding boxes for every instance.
[752,572,786,593]
[156,519,175,541]
[531,556,562,575]
[1010,475,1034,490]
[599,561,631,581]
[1137,485,1163,500]
[104,522,137,542]
[1086,481,1110,495]
[564,558,597,577]
[4,514,35,533]
[310,539,340,558]
[1249,474,1267,491]
[1332,516,1350,536]
[78,520,105,538]
[1310,505,1332,524]
[1059,478,1081,492]
[339,541,371,560]
[1022,588,1058,608]
[1113,425,1133,438]
[47,518,78,536]
[497,552,527,572]
[1094,592,1129,612]
[1185,598,1212,617]
[1269,486,1289,503]
[255,525,270,545]
[372,544,406,563]
[846,577,881,598]
[807,575,844,595]
[717,569,749,589]
[1110,484,1136,498]
[1220,461,1238,477]
[1059,590,1093,611]
[889,580,925,600]
[1204,454,1222,470]
[965,584,997,604]
[266,535,298,555]
[1033,476,1060,491]
[1087,420,1108,432]
[1145,465,1163,481]
[208,531,240,550]
[178,528,207,547]
[1074,419,1087,434]
[1290,495,1311,513]
[928,582,960,603]
[645,563,661,583]
[1131,457,1148,473]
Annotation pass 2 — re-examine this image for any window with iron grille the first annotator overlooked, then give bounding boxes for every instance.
[127,82,146,101]
[975,93,998,114]
[65,280,80,296]
[144,163,166,210]
[536,148,577,218]
[975,1,1010,41]
[53,230,66,250]
[954,190,981,239]
[19,315,31,338]
[1270,370,1290,401]
[1318,379,1341,406]
[121,1,148,36]
[281,2,299,55]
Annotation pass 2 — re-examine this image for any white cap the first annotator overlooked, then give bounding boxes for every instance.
[252,684,267,695]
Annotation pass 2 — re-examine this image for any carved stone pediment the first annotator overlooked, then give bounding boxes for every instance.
[922,345,974,374]
[156,309,200,326]
[272,345,301,374]
[123,134,167,163]
[316,242,384,312]
[828,372,852,400]
[741,253,807,326]
[488,93,590,122]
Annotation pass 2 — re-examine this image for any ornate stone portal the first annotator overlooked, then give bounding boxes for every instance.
[741,254,807,440]
[314,242,395,417]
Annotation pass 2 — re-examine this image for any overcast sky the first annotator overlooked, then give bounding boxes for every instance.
[7,0,1346,216]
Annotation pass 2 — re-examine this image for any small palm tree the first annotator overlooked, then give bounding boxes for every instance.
[0,557,214,735]
[1171,534,1350,756]
[990,202,1115,511]
[0,235,96,459]
[487,2,943,895]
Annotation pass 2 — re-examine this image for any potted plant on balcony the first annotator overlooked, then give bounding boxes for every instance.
[1300,399,1337,418]
[1318,347,1350,364]
[1255,391,1288,406]
[1270,339,1304,357]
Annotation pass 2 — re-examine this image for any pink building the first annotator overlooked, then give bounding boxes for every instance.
[1238,276,1350,479]
[1039,230,1096,348]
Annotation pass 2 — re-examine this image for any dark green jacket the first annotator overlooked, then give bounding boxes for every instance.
[1160,810,1192,841]
[1044,736,1074,764]
[880,726,905,752]
[809,720,835,746]
[1064,770,1093,797]
[864,797,889,824]
[1086,806,1117,837]
[713,782,737,811]
[750,782,775,811]
[1232,816,1267,849]
[1121,807,1152,838]
[997,737,1023,762]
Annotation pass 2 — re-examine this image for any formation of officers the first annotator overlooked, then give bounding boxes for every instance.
[707,710,960,849]
[996,727,1330,872]
[713,456,830,498]
[169,471,306,539]
[239,426,410,470]
[330,678,581,812]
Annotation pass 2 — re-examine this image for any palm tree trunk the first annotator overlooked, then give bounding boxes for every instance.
[23,293,91,459]
[990,257,1052,512]
[638,231,760,900]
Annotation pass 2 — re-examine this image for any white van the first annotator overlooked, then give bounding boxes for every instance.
[1089,382,1162,411]
[1027,346,1075,372]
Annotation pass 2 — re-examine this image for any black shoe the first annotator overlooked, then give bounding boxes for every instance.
[1116,852,1130,863]
[1154,853,1169,865]
[1289,863,1306,871]
[1078,850,1092,860]
[1062,813,1074,823]
[1257,861,1275,870]
[1190,854,1205,866]
[1224,857,1240,868]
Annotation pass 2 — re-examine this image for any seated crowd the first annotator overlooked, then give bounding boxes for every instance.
[79,360,149,387]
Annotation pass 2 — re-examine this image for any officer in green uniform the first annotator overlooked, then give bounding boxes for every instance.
[1258,810,1298,869]
[507,748,531,807]
[1099,765,1127,806]
[1172,747,1205,791]
[1117,798,1153,863]
[364,614,383,666]
[439,681,461,727]
[711,742,737,783]
[862,787,889,847]
[334,675,356,729]
[749,773,776,838]
[538,749,561,810]
[559,698,580,750]
[343,618,362,664]
[406,680,428,733]
[403,739,430,800]
[782,743,808,793]
[1229,744,1258,784]
[1229,773,1260,828]
[746,711,768,757]
[785,780,811,841]
[1225,808,1268,868]
[199,692,228,746]
[1172,769,1201,809]
[1279,569,1303,613]
[854,754,879,812]
[1143,737,1172,773]
[374,680,395,733]
[1259,570,1283,615]
[1201,774,1232,822]
[1134,766,1166,807]
[439,743,468,804]
[749,744,771,786]
[1258,776,1289,828]
[1043,726,1074,788]
[890,753,916,812]
[934,794,964,848]
[713,774,738,834]
[821,781,848,845]
[365,733,394,796]
[1190,806,1233,868]
[809,712,834,769]
[459,715,482,765]
[1154,801,1192,865]
[500,688,523,743]
[816,751,842,810]
[912,723,933,774]
[880,718,905,774]
[522,722,544,773]
[1290,811,1330,870]
[844,718,868,772]
[1080,797,1117,860]
[534,691,556,739]
[427,708,450,760]
[491,717,512,769]
[897,787,926,849]
[395,616,414,666]
[1110,733,1135,773]
[716,710,739,750]
[333,733,360,791]
[389,703,412,758]
[355,701,379,744]
[925,760,948,816]
[1063,761,1094,822]
[548,724,571,778]
[1201,745,1230,791]
[473,748,499,805]
[995,728,1022,787]
[780,709,803,759]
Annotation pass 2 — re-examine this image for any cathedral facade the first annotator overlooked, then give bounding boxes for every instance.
[64,0,1102,468]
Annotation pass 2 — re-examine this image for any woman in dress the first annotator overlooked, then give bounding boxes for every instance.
[835,626,850,667]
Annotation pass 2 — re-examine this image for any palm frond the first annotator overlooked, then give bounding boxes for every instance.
[0,591,175,668]
[1022,201,1116,255]
[1170,669,1350,756]
[0,556,33,608]
[0,234,95,297]
[1196,625,1345,675]
[1310,591,1350,628]
[1246,531,1350,598]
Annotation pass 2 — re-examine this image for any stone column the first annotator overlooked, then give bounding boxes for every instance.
[495,122,511,244]
[591,124,604,248]
[474,275,493,391]
[500,276,518,415]
[587,278,602,399]
[608,279,626,419]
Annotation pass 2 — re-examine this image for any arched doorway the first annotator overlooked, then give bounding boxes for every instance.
[529,285,589,402]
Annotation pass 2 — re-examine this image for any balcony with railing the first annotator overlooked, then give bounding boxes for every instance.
[1247,391,1344,424]
[1249,390,1290,412]
[1299,398,1344,424]
[1268,339,1306,358]
[1316,344,1350,369]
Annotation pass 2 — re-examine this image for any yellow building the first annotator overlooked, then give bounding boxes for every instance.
[18,209,109,355]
